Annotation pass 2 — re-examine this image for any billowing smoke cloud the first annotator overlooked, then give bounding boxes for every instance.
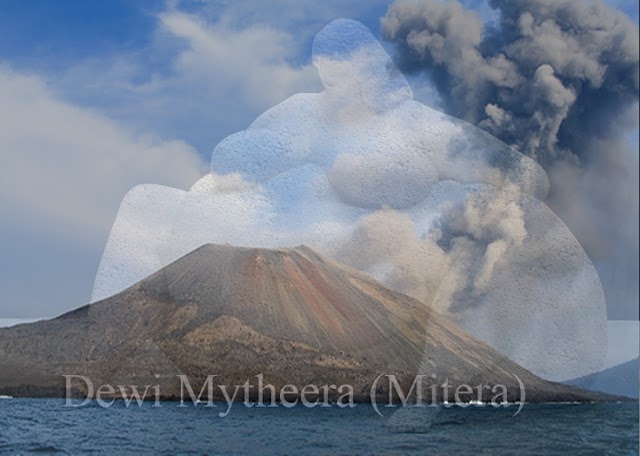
[439,183,527,292]
[381,0,640,319]
[335,184,527,306]
[334,208,453,305]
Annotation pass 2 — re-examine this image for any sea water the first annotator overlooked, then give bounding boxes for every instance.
[0,399,637,455]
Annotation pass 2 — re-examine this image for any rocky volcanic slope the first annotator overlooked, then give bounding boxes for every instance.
[0,244,617,402]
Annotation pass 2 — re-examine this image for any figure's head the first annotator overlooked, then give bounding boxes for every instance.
[312,19,413,113]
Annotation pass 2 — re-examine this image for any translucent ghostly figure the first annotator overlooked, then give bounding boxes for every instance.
[93,19,606,381]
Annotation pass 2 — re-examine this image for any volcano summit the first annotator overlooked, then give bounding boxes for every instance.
[0,245,615,403]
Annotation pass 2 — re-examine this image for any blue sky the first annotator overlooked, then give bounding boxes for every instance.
[0,1,157,58]
[0,0,637,316]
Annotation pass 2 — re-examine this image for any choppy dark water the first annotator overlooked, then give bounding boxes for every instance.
[0,399,637,455]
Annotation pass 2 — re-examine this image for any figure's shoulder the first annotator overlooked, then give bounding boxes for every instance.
[249,93,322,129]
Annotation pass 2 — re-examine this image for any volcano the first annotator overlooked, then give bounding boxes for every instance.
[0,244,616,402]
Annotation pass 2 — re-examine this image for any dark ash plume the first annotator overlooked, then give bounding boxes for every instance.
[381,0,639,319]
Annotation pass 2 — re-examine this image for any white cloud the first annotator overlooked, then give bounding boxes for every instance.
[0,66,206,318]
[0,66,206,245]
[158,10,321,109]
[51,7,323,155]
